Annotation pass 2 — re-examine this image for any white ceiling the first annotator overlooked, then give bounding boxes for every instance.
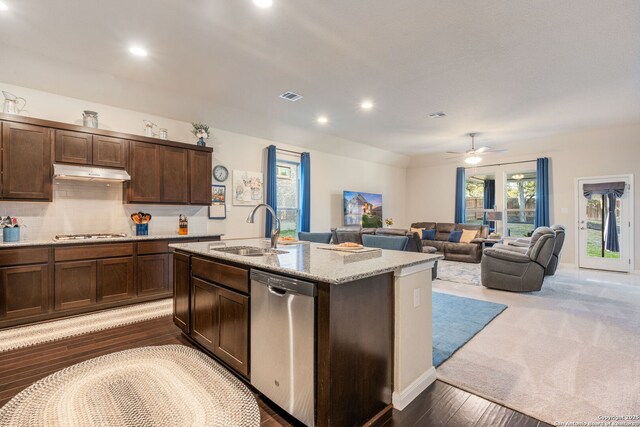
[0,0,638,160]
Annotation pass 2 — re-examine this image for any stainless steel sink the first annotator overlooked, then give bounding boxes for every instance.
[210,246,287,256]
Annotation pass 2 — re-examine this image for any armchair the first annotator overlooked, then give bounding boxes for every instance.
[481,227,556,292]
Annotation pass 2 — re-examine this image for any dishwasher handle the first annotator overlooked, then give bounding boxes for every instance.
[268,285,288,297]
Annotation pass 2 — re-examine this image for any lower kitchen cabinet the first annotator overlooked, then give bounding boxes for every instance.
[0,264,50,319]
[173,252,191,334]
[97,257,135,303]
[214,285,249,377]
[189,274,250,378]
[137,254,170,296]
[55,260,97,310]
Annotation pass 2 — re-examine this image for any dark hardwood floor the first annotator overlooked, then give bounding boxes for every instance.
[0,316,549,427]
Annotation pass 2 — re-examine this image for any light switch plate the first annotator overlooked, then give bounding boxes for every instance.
[413,288,421,308]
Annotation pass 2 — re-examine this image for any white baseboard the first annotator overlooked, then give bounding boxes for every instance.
[392,366,437,411]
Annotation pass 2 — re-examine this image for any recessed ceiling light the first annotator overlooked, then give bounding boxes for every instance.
[128,46,148,57]
[0,2,8,11]
[360,100,374,110]
[428,111,447,119]
[253,0,273,8]
[317,116,328,124]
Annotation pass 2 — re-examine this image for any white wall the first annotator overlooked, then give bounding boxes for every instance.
[407,122,640,267]
[0,82,406,240]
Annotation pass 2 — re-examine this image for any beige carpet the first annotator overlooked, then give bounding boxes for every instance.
[0,345,260,427]
[0,299,172,353]
[434,267,640,425]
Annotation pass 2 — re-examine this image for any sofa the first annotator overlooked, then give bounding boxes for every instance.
[481,227,556,292]
[494,224,566,276]
[410,222,489,263]
[330,226,423,252]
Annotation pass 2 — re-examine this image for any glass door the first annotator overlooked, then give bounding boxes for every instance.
[577,176,632,272]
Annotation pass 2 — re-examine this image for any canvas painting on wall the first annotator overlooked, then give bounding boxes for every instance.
[233,170,264,206]
[343,191,383,228]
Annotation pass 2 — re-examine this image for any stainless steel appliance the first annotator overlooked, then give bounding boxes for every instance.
[54,233,127,241]
[53,164,131,182]
[250,270,316,427]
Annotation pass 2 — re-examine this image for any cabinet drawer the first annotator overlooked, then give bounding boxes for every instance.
[55,243,134,262]
[192,258,249,294]
[137,240,169,255]
[0,247,49,267]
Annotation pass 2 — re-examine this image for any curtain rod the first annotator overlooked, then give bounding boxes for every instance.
[464,159,537,169]
[276,147,302,156]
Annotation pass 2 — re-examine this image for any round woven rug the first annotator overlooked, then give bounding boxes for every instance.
[0,345,261,427]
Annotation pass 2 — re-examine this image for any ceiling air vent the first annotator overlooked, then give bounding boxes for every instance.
[428,111,447,119]
[279,91,303,101]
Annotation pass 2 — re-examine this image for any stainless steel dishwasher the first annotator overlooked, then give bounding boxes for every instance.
[250,269,316,427]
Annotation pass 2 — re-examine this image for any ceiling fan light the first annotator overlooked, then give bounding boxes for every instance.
[465,156,482,165]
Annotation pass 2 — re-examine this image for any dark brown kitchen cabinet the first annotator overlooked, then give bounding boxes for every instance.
[137,254,170,296]
[160,146,189,203]
[173,252,191,334]
[189,150,212,205]
[55,130,92,165]
[128,141,161,203]
[213,285,249,377]
[0,264,50,320]
[54,260,97,310]
[1,122,53,201]
[191,277,216,352]
[92,136,128,168]
[97,257,135,303]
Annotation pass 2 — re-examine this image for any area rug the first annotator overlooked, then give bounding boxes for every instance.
[0,345,260,427]
[0,299,172,353]
[432,292,507,367]
[434,268,640,425]
[436,260,481,286]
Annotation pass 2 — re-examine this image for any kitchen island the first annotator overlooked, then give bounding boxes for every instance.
[171,238,441,427]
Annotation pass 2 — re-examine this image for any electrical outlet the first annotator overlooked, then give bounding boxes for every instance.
[413,288,421,308]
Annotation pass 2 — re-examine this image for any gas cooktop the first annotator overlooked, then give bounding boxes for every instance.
[54,233,128,241]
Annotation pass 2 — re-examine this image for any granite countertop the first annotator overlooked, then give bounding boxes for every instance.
[0,233,224,248]
[170,238,442,284]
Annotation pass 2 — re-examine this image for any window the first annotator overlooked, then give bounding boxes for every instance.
[505,171,536,237]
[276,158,301,238]
[465,177,485,225]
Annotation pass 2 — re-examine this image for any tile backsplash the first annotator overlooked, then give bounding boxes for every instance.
[0,180,208,241]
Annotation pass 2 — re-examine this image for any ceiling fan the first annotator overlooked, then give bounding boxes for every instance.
[446,133,507,165]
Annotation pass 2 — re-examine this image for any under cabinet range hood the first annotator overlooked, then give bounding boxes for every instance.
[53,164,131,182]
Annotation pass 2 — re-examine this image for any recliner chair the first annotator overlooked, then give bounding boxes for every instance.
[495,224,566,276]
[481,227,556,292]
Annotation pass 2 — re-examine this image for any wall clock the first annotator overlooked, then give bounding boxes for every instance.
[213,165,229,182]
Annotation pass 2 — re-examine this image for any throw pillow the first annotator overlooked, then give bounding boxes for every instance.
[459,229,478,243]
[448,230,463,243]
[423,229,436,240]
[410,227,425,236]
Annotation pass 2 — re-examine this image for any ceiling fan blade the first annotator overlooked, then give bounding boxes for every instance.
[482,148,508,154]
[445,151,465,154]
[445,155,463,160]
[475,146,491,153]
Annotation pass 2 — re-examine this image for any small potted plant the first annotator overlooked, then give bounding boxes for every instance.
[1,216,24,242]
[385,218,394,228]
[191,122,212,147]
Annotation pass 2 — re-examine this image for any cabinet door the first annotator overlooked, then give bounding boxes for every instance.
[92,136,128,168]
[0,264,50,319]
[54,130,92,165]
[213,285,249,377]
[127,141,161,203]
[54,260,97,310]
[1,122,53,200]
[189,150,212,205]
[137,254,169,296]
[191,277,216,352]
[97,257,134,303]
[160,146,188,203]
[173,252,191,333]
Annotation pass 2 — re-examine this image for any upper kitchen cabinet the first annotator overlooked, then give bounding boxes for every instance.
[55,130,128,169]
[160,146,189,204]
[189,150,212,205]
[1,122,53,201]
[127,141,161,203]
